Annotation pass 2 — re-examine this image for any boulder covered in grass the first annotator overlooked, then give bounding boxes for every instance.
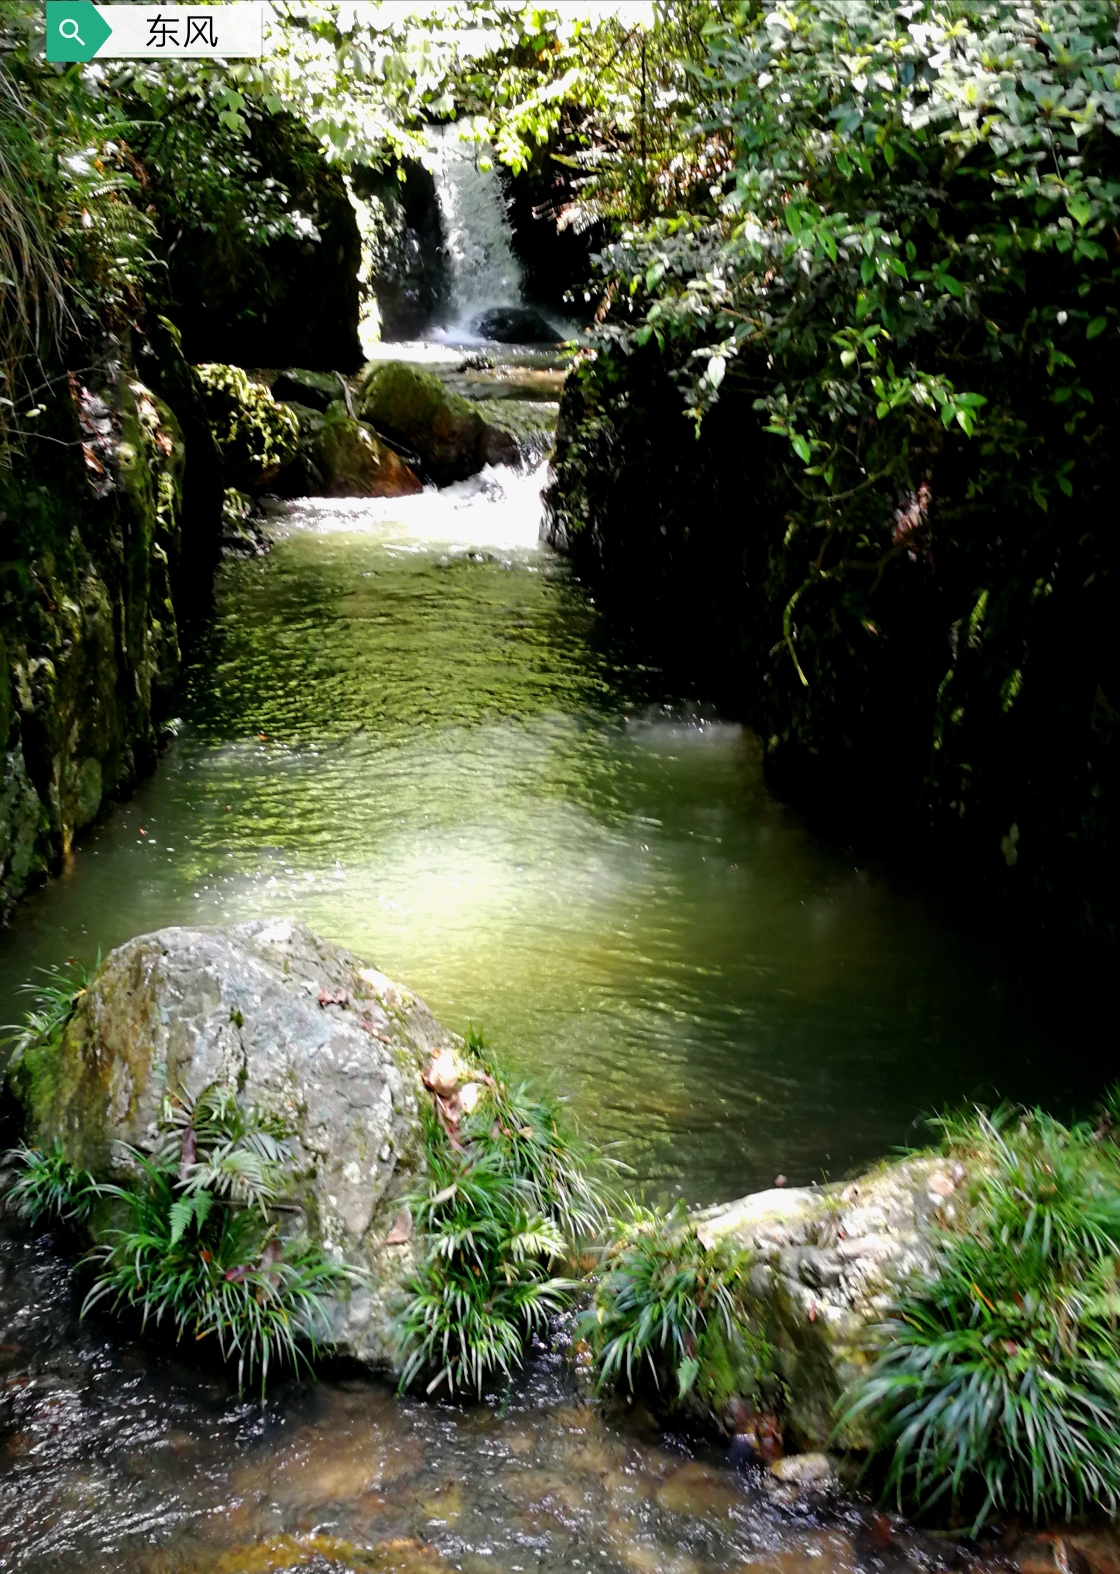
[5,919,461,1368]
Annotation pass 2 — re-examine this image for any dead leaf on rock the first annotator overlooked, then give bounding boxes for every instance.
[422,1049,461,1098]
[385,1209,413,1246]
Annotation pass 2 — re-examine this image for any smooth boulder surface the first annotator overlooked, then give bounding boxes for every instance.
[6,919,459,1367]
[695,1156,958,1447]
[357,360,518,485]
[471,306,561,344]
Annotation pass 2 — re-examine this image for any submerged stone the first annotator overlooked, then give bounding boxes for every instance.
[471,306,561,344]
[5,918,468,1369]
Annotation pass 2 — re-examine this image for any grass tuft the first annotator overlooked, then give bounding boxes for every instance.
[581,1202,770,1415]
[5,1139,98,1226]
[2,956,95,1058]
[394,1029,607,1398]
[840,1099,1120,1529]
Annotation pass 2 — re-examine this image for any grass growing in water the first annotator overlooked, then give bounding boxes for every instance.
[580,1203,770,1416]
[841,1102,1120,1529]
[8,1084,359,1392]
[395,1031,607,1397]
[5,1140,97,1227]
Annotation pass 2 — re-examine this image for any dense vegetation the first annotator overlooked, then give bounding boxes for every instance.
[545,0,1119,952]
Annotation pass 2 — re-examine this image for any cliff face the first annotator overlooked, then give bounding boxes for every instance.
[0,326,222,915]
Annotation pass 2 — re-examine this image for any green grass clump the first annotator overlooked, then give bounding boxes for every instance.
[395,1031,607,1398]
[2,957,93,1058]
[5,1139,97,1227]
[83,1082,359,1391]
[581,1203,770,1415]
[6,1083,358,1393]
[841,1102,1120,1529]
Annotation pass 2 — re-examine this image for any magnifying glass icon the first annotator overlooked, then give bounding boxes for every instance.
[59,17,85,44]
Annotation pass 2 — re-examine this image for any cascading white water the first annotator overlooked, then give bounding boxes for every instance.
[428,122,524,330]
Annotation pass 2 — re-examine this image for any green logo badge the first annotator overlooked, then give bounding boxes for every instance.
[46,2,113,63]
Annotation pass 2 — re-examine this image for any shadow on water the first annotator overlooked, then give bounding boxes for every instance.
[0,460,1104,1570]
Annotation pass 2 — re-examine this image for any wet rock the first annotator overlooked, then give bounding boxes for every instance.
[694,1157,960,1448]
[313,401,422,498]
[356,360,518,485]
[5,918,469,1369]
[271,369,345,413]
[471,306,561,344]
[769,1452,837,1487]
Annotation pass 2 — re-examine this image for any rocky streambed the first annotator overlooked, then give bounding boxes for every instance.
[0,920,1001,1442]
[3,921,1119,1574]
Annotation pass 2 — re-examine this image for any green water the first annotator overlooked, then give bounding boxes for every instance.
[0,476,1067,1204]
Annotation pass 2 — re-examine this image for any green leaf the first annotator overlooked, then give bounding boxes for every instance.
[1087,316,1108,340]
[791,433,811,464]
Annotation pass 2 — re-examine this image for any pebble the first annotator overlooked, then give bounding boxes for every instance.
[769,1452,837,1487]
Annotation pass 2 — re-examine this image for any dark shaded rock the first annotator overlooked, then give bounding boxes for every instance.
[151,110,362,371]
[271,369,345,414]
[351,160,448,342]
[1,331,221,912]
[471,306,561,344]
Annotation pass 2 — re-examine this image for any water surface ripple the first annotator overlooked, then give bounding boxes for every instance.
[0,465,1083,1571]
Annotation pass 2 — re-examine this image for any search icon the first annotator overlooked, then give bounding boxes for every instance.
[59,17,85,43]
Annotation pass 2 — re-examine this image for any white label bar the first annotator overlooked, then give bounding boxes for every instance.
[93,5,262,58]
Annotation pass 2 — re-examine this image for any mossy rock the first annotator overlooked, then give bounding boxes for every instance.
[271,368,345,414]
[313,401,422,498]
[357,360,517,485]
[194,365,300,491]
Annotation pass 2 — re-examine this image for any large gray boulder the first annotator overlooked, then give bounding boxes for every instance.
[695,1156,964,1447]
[6,919,460,1367]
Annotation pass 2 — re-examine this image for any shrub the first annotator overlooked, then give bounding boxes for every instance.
[582,1204,770,1416]
[394,1032,607,1397]
[841,1105,1120,1529]
[74,1082,360,1392]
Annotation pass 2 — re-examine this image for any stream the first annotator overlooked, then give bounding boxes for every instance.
[0,353,1090,1573]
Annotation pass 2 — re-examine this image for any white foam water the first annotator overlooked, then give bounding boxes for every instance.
[428,123,525,334]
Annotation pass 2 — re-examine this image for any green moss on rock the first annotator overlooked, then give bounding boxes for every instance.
[357,360,517,484]
[195,365,300,491]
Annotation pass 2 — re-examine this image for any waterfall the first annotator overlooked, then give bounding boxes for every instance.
[428,123,524,329]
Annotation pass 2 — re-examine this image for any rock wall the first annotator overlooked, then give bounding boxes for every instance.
[545,345,1119,958]
[0,327,223,916]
